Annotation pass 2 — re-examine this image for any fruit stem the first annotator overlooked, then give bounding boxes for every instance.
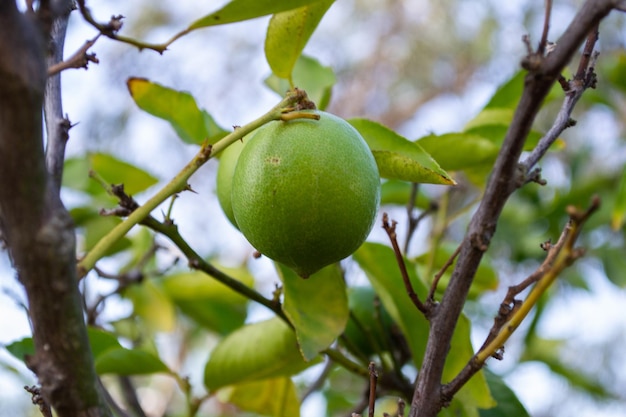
[77,89,315,278]
[280,111,320,122]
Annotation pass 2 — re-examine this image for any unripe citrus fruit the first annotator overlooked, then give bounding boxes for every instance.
[231,110,380,278]
[216,138,247,228]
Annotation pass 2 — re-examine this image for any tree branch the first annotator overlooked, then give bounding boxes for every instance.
[409,1,620,416]
[441,197,599,401]
[47,34,100,76]
[0,2,110,416]
[44,0,73,195]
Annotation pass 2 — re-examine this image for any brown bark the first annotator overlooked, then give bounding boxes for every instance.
[0,2,110,416]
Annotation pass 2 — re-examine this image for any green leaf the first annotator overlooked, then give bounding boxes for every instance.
[87,328,123,359]
[380,179,431,208]
[353,242,429,368]
[416,133,499,172]
[95,348,170,375]
[485,71,525,109]
[464,108,514,132]
[82,215,131,256]
[219,378,301,417]
[204,317,317,391]
[600,246,626,287]
[160,268,252,334]
[90,153,160,194]
[123,280,176,332]
[127,78,227,145]
[5,330,169,377]
[265,0,334,80]
[265,54,336,109]
[601,51,626,95]
[4,338,34,363]
[463,108,549,151]
[348,118,455,185]
[63,153,159,197]
[5,330,126,365]
[444,316,495,411]
[479,371,530,417]
[189,0,327,29]
[611,168,626,230]
[278,263,348,361]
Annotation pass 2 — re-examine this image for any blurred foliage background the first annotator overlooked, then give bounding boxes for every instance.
[1,0,626,416]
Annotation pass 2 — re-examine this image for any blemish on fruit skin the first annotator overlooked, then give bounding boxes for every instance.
[266,156,281,165]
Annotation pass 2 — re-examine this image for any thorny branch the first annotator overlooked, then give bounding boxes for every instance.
[48,34,100,76]
[75,0,183,53]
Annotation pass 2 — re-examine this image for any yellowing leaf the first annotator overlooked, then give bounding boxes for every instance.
[127,78,227,145]
[220,378,301,417]
[204,317,318,391]
[124,280,176,332]
[612,168,626,230]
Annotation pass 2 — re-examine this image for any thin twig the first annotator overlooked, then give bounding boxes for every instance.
[382,213,429,315]
[521,26,600,175]
[368,362,378,417]
[75,0,171,53]
[403,184,438,255]
[441,197,600,403]
[427,243,461,302]
[47,34,100,76]
[301,359,335,402]
[118,376,147,417]
[403,183,419,254]
[537,0,553,55]
[98,378,131,417]
[574,24,600,81]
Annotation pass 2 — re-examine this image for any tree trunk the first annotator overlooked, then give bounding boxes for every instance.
[0,3,110,416]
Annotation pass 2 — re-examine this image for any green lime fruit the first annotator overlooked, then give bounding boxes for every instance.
[231,110,380,278]
[216,138,248,228]
[342,286,394,358]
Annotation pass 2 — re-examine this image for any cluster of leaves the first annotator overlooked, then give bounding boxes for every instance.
[4,1,626,416]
